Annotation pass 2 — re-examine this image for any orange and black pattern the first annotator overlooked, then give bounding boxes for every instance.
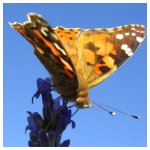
[11,13,146,108]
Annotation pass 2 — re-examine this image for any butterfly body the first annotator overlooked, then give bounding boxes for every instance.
[11,13,146,108]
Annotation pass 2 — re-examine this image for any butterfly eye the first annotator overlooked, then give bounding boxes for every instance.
[76,97,91,108]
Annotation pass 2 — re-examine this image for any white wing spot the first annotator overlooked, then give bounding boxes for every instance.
[141,30,145,34]
[116,34,123,40]
[136,36,143,43]
[128,51,134,56]
[41,27,48,37]
[36,18,42,23]
[53,42,66,55]
[125,32,130,36]
[36,47,44,54]
[121,44,133,56]
[131,28,136,31]
[132,33,136,36]
[126,47,131,54]
[121,44,128,51]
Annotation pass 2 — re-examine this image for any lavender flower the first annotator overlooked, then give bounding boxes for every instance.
[25,78,75,147]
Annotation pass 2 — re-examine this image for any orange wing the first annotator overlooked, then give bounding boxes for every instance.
[11,14,80,101]
[53,27,89,92]
[53,26,81,66]
[76,25,146,88]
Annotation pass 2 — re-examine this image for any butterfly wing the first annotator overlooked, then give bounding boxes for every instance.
[11,13,79,101]
[53,27,89,92]
[53,26,81,66]
[11,14,146,108]
[76,25,146,88]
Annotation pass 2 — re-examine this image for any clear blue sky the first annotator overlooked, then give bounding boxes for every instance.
[4,3,147,147]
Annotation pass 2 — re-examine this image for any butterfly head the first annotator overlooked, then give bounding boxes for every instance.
[76,91,92,108]
[76,97,91,108]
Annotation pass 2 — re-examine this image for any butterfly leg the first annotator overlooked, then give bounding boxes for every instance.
[71,108,80,117]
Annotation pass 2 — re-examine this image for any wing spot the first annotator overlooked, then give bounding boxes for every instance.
[36,18,42,23]
[59,58,73,73]
[53,42,67,55]
[36,47,44,54]
[125,32,130,36]
[84,42,99,51]
[69,29,74,32]
[56,31,61,33]
[132,33,136,36]
[121,44,128,51]
[128,51,134,56]
[41,27,48,37]
[116,34,123,40]
[136,36,143,43]
[103,55,115,68]
[64,31,71,34]
[131,27,136,31]
[69,37,73,40]
[99,66,111,74]
[121,44,133,56]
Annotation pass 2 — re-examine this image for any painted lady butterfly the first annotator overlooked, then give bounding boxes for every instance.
[11,13,146,108]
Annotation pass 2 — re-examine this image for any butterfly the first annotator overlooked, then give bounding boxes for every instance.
[11,13,146,108]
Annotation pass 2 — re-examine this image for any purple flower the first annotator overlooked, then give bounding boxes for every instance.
[26,78,76,147]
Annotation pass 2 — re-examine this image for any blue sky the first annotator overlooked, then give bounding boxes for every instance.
[4,3,147,147]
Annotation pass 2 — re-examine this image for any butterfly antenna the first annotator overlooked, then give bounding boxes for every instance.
[67,104,80,117]
[91,100,140,119]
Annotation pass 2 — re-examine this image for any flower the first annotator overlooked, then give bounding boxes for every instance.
[26,78,75,147]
